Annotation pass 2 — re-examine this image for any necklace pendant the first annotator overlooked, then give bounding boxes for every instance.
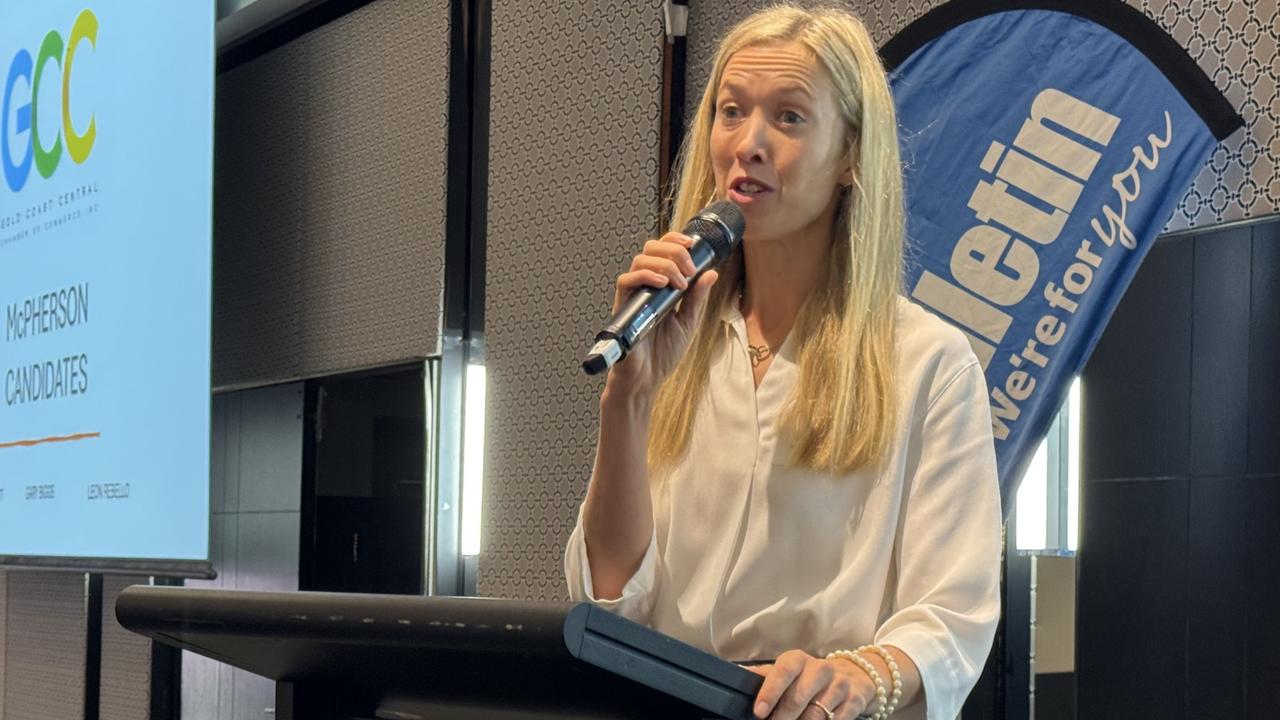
[748,343,772,368]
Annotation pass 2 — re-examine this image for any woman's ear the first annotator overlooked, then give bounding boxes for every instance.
[838,139,858,189]
[837,164,854,190]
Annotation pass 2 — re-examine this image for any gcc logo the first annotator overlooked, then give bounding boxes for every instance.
[3,9,98,193]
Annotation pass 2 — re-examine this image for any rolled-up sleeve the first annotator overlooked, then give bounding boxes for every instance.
[563,504,661,623]
[875,360,1003,720]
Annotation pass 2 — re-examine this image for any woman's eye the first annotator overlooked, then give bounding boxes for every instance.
[720,105,741,119]
[779,110,804,124]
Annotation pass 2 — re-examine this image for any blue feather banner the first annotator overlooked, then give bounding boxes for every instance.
[884,0,1243,510]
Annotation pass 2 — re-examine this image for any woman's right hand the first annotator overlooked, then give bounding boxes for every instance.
[605,231,720,398]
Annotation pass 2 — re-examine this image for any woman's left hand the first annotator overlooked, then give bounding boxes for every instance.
[744,650,876,719]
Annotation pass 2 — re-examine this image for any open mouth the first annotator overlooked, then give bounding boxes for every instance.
[729,176,774,202]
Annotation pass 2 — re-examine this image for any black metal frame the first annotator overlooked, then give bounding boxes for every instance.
[83,573,103,720]
[436,0,491,597]
[0,555,214,577]
[659,0,689,228]
[149,576,185,720]
[217,0,381,73]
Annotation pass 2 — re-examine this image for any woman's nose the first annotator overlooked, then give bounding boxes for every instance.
[734,113,769,165]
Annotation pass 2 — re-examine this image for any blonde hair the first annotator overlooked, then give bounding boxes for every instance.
[648,4,904,474]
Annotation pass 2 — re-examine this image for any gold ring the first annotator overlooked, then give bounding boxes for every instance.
[810,700,835,719]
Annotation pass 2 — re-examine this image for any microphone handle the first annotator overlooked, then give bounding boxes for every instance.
[582,235,719,375]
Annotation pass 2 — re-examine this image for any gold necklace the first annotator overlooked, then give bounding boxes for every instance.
[747,342,772,367]
[739,286,772,368]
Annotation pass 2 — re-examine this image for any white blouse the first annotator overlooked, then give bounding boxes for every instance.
[564,297,1003,720]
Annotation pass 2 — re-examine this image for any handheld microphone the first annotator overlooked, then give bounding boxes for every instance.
[582,201,745,375]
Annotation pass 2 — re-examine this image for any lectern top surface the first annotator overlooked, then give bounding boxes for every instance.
[118,585,574,651]
[116,586,763,720]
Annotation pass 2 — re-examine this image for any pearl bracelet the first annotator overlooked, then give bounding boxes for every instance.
[826,650,888,719]
[856,645,903,718]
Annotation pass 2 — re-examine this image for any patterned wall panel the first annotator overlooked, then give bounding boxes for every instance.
[1,572,85,719]
[1147,0,1278,228]
[213,0,450,390]
[479,1,665,600]
[685,0,1279,231]
[213,43,304,388]
[100,576,152,720]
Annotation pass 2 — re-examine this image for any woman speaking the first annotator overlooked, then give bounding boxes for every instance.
[565,6,1002,719]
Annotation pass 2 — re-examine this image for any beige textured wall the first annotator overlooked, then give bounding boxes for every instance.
[0,573,153,720]
[101,576,153,720]
[1034,556,1077,674]
[213,0,451,390]
[478,0,666,600]
[1,572,85,719]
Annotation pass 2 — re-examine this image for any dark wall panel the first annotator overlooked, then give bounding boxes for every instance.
[1187,478,1247,719]
[1190,229,1251,477]
[1084,236,1193,481]
[1243,476,1280,719]
[1248,223,1280,474]
[1080,218,1280,720]
[0,571,5,720]
[183,383,303,720]
[1077,478,1187,719]
[1033,673,1074,720]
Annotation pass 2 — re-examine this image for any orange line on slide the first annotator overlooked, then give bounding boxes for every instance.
[0,432,101,449]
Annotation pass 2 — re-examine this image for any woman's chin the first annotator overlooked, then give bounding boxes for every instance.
[741,228,785,245]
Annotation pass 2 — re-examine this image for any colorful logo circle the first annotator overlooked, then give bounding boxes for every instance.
[3,9,98,193]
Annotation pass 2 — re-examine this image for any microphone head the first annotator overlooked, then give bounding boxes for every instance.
[687,200,745,261]
[701,200,745,237]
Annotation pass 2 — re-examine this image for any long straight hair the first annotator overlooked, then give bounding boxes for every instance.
[648,4,904,474]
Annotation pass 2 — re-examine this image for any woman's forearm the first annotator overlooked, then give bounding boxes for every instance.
[581,380,656,600]
[828,645,923,714]
[869,645,923,712]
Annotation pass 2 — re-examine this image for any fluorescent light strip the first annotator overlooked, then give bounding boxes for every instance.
[1015,435,1051,551]
[1067,377,1081,552]
[461,364,486,557]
